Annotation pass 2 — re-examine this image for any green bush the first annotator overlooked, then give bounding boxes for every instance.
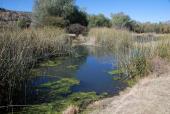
[157,44,170,59]
[42,16,67,27]
[17,19,31,28]
[111,12,132,30]
[88,14,111,28]
[66,6,88,26]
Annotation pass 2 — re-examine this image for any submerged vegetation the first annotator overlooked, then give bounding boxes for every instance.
[108,69,123,75]
[66,65,79,70]
[40,78,80,95]
[17,77,105,114]
[20,92,103,114]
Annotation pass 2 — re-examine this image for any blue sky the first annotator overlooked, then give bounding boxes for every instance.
[0,0,170,22]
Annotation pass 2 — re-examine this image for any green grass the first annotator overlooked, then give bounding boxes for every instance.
[123,76,140,87]
[66,65,79,70]
[108,69,123,75]
[40,60,62,67]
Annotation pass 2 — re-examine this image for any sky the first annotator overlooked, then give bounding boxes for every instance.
[0,0,170,23]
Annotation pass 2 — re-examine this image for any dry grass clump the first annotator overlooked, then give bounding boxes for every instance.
[63,105,79,114]
[88,28,132,48]
[156,35,170,60]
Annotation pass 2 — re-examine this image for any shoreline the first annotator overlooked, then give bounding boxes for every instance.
[85,59,170,114]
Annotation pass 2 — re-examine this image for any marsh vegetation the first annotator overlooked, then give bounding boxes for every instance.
[0,0,170,114]
[1,27,169,113]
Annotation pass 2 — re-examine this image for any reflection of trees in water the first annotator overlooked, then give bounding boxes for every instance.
[73,45,114,58]
[86,46,117,65]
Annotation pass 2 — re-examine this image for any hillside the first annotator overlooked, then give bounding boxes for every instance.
[0,8,32,28]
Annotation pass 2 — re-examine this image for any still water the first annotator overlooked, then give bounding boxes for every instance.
[27,46,127,104]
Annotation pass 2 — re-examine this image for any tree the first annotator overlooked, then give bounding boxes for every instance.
[17,19,31,29]
[88,14,111,28]
[111,12,132,29]
[41,16,66,27]
[33,0,88,28]
[66,6,88,26]
[33,0,75,27]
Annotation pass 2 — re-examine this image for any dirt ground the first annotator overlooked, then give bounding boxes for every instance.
[86,58,170,114]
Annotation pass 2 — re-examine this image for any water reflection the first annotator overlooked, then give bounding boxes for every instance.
[9,46,127,108]
[30,46,126,96]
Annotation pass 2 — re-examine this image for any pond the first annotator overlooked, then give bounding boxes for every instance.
[8,46,127,113]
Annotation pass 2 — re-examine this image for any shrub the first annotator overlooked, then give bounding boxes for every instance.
[88,14,111,28]
[42,16,67,28]
[66,6,88,26]
[17,19,31,28]
[111,12,132,30]
[33,0,73,27]
[66,24,87,36]
[157,43,170,59]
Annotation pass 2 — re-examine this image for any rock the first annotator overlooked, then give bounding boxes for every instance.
[0,8,32,28]
[63,105,79,114]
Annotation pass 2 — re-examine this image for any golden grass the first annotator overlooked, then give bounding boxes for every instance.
[88,28,132,47]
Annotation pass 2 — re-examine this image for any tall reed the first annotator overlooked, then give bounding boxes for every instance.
[88,28,170,81]
[0,27,71,107]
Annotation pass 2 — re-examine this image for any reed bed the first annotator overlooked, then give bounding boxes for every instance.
[0,27,71,107]
[88,28,132,48]
[88,28,170,82]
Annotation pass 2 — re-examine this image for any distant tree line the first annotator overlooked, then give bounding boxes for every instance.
[32,0,170,34]
[88,14,111,28]
[131,22,170,33]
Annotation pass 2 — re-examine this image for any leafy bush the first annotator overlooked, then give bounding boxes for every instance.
[17,19,31,28]
[66,6,88,26]
[88,14,111,28]
[42,16,67,27]
[129,56,150,78]
[111,12,132,30]
[33,0,88,28]
[66,24,87,36]
[33,0,74,27]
